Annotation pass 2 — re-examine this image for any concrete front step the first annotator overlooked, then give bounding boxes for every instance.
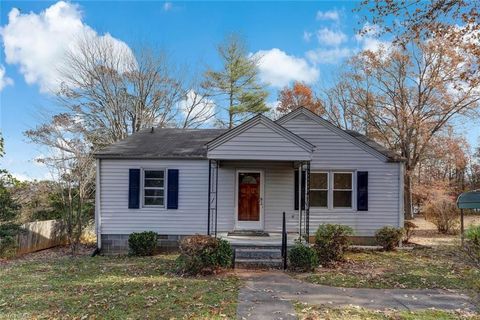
[234,246,284,269]
[235,258,283,269]
[235,248,282,259]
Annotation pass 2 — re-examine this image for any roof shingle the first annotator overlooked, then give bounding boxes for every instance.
[95,128,226,159]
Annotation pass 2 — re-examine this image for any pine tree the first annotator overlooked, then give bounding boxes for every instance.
[203,34,269,128]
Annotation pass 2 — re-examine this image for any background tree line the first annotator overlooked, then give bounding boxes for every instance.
[1,1,479,253]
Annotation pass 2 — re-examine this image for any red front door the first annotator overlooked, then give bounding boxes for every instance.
[238,172,261,222]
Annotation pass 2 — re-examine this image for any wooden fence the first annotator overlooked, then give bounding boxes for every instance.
[16,220,66,255]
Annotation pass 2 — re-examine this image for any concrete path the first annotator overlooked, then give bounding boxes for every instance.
[236,271,476,320]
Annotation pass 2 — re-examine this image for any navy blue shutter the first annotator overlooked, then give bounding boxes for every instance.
[128,169,140,209]
[167,169,179,209]
[294,170,306,210]
[357,171,368,211]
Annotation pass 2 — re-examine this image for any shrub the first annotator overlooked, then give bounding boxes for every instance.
[288,240,318,272]
[0,223,21,238]
[314,224,353,264]
[403,221,418,243]
[128,231,157,256]
[0,223,22,259]
[423,198,459,234]
[464,225,480,267]
[375,226,404,251]
[0,236,17,259]
[176,235,233,275]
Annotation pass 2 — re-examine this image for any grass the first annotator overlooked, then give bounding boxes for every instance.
[294,303,480,320]
[298,246,480,292]
[0,253,239,319]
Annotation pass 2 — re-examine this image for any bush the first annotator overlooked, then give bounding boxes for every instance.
[0,223,21,238]
[176,235,233,275]
[423,198,459,234]
[128,231,157,256]
[464,225,480,266]
[375,226,404,251]
[0,236,17,259]
[314,224,353,264]
[403,221,418,243]
[288,240,318,272]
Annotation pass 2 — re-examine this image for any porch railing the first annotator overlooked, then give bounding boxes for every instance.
[281,211,287,270]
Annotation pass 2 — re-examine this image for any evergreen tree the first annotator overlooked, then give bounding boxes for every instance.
[203,34,269,128]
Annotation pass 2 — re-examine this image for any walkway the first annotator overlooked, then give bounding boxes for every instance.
[236,271,476,320]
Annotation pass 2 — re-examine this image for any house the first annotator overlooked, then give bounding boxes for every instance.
[94,107,405,253]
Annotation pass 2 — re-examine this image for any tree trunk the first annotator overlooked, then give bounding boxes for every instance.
[404,171,414,220]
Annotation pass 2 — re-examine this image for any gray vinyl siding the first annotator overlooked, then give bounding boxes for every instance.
[208,122,311,161]
[281,113,402,236]
[99,159,209,235]
[216,161,299,233]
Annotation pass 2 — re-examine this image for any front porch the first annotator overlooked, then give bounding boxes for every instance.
[205,114,315,242]
[207,159,312,240]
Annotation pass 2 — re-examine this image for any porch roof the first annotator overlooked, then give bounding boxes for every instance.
[206,114,314,161]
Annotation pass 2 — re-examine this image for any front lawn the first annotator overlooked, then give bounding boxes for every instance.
[0,253,239,319]
[298,246,479,292]
[294,303,479,320]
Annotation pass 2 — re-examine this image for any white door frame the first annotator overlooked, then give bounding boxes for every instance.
[234,169,265,230]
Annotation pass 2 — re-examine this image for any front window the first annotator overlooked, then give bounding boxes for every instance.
[310,172,328,208]
[333,172,352,208]
[143,170,165,206]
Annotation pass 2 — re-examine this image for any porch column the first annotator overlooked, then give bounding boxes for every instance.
[297,161,311,240]
[207,159,219,236]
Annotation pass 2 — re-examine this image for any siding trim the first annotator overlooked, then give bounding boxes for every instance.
[399,163,405,227]
[95,159,101,248]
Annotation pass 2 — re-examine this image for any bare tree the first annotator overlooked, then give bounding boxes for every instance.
[325,39,480,219]
[178,75,217,128]
[25,114,95,254]
[358,0,480,43]
[58,34,185,147]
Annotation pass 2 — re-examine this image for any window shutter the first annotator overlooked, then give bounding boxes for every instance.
[128,169,140,209]
[357,171,368,211]
[167,169,179,209]
[294,170,306,210]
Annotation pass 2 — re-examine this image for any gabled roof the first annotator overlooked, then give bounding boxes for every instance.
[206,113,315,152]
[95,128,226,159]
[276,107,405,163]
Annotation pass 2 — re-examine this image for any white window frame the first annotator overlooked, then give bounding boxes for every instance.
[332,171,353,209]
[142,168,166,208]
[310,171,329,208]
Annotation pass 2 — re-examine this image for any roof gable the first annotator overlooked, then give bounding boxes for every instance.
[276,107,404,162]
[207,114,314,161]
[207,114,314,152]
